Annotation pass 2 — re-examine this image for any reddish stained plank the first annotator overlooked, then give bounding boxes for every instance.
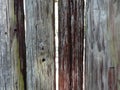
[108,67,117,90]
[59,0,84,90]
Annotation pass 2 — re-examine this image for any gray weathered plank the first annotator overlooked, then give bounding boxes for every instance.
[85,0,120,90]
[0,0,26,89]
[59,0,84,90]
[25,0,55,90]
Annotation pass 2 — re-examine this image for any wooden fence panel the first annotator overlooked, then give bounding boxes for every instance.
[25,0,55,90]
[0,0,26,89]
[85,0,120,90]
[59,0,84,90]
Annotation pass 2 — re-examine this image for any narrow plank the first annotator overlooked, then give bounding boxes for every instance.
[59,0,84,90]
[25,0,55,90]
[0,0,26,89]
[85,0,120,90]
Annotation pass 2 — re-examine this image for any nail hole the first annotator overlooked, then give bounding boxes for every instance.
[42,58,46,62]
[14,29,17,31]
[42,47,44,50]
[5,32,7,34]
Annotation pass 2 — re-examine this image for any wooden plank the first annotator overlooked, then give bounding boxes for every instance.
[85,0,120,90]
[25,0,55,90]
[58,0,84,90]
[0,0,26,89]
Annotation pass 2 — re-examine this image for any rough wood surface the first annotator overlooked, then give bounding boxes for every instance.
[0,0,26,90]
[85,0,120,90]
[58,0,84,90]
[25,0,55,90]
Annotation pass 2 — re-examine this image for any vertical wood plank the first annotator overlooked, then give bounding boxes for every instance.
[25,0,55,90]
[0,0,26,89]
[85,0,120,90]
[59,0,84,90]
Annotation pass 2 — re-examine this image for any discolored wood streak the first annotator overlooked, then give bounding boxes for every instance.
[0,0,26,89]
[85,0,120,90]
[14,0,26,89]
[25,0,55,90]
[59,0,84,90]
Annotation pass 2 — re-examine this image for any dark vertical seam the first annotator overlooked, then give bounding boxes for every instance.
[35,0,39,89]
[14,0,27,89]
[68,0,72,90]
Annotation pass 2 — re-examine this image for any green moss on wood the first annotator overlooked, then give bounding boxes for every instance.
[11,0,17,25]
[12,36,24,90]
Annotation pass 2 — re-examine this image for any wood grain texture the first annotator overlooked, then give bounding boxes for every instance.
[58,0,84,90]
[0,0,26,90]
[25,0,55,90]
[85,0,120,90]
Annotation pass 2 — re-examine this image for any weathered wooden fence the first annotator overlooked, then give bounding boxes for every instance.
[25,0,55,90]
[85,0,120,90]
[0,0,26,89]
[1,0,120,90]
[0,0,55,90]
[58,0,84,90]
